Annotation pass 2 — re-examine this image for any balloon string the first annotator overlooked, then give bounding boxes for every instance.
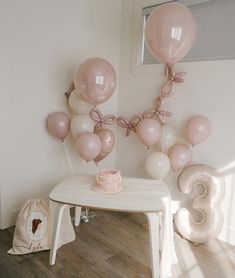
[160,65,188,192]
[62,140,74,173]
[178,144,193,175]
[161,101,167,181]
[96,163,100,174]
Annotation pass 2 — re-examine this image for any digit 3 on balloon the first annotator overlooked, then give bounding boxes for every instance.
[174,164,225,244]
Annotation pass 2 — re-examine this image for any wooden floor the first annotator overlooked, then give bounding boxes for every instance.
[0,210,235,278]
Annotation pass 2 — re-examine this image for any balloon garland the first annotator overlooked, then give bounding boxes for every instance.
[143,96,172,124]
[45,3,209,172]
[45,3,224,243]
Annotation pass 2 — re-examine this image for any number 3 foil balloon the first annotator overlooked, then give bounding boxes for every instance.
[174,164,225,244]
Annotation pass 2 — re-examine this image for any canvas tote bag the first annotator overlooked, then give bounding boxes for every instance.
[8,199,75,255]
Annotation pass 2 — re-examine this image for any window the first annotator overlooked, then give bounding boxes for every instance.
[139,0,235,64]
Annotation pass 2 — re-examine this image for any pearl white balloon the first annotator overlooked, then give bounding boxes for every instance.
[68,89,92,114]
[145,152,171,180]
[158,125,177,152]
[70,115,94,138]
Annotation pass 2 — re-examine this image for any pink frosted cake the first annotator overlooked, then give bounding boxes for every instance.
[93,169,123,193]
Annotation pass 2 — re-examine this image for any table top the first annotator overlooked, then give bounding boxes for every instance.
[49,175,170,213]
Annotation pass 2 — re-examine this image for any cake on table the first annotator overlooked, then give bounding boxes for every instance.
[92,169,123,193]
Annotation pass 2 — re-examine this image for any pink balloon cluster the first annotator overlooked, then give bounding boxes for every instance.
[72,58,117,162]
[46,57,117,163]
[168,115,211,172]
[132,2,196,152]
[144,114,211,180]
[142,3,211,180]
[45,3,207,175]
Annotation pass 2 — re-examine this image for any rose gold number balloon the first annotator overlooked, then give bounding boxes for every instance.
[74,57,117,105]
[174,164,225,244]
[145,3,196,64]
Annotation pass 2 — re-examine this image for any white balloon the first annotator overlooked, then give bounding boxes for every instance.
[68,89,92,114]
[145,152,171,180]
[158,125,177,151]
[70,115,94,138]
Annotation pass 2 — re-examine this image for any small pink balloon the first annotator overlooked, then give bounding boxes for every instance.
[168,143,192,172]
[145,3,196,64]
[75,132,101,162]
[74,57,116,105]
[136,118,161,147]
[46,112,70,141]
[185,115,211,145]
[94,128,115,163]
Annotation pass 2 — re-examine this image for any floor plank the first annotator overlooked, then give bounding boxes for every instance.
[106,252,152,278]
[0,210,234,278]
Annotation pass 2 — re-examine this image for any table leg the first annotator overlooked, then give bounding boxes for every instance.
[49,203,67,265]
[74,207,81,227]
[145,212,160,278]
[159,212,163,253]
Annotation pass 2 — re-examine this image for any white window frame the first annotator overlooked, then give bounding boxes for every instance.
[131,0,235,74]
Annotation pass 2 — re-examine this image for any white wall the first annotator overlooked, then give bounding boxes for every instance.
[116,0,235,245]
[0,0,122,229]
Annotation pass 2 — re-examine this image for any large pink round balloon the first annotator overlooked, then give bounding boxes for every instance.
[74,57,117,105]
[136,118,161,147]
[46,112,70,140]
[168,143,192,172]
[185,115,211,145]
[75,132,101,162]
[145,3,196,64]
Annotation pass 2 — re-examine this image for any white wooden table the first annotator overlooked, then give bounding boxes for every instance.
[49,175,171,278]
